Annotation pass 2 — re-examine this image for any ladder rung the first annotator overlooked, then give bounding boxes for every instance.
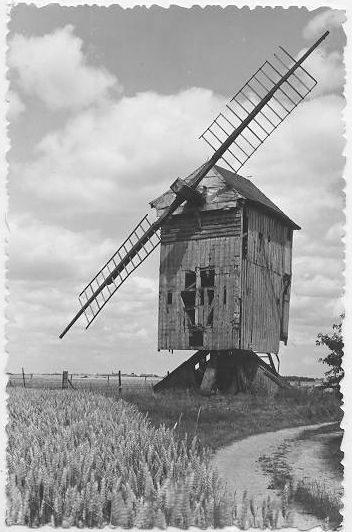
[271,57,305,101]
[234,99,270,137]
[259,68,293,111]
[252,75,287,118]
[279,45,317,86]
[263,64,298,106]
[242,91,279,130]
[221,154,237,173]
[225,104,245,126]
[273,53,308,97]
[230,61,267,103]
[219,112,236,131]
[202,135,217,152]
[227,145,246,166]
[245,83,282,125]
[249,81,284,122]
[233,140,250,158]
[227,105,263,144]
[214,117,231,138]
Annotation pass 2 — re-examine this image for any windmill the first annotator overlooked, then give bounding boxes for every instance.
[60,31,329,394]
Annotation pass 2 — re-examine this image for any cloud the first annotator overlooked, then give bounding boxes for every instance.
[7,16,345,377]
[8,25,120,111]
[303,9,346,40]
[7,90,25,120]
[8,214,117,282]
[300,48,345,97]
[12,88,223,220]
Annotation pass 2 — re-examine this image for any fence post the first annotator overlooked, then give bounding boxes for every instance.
[107,375,110,386]
[62,371,69,389]
[21,367,26,388]
[118,370,121,394]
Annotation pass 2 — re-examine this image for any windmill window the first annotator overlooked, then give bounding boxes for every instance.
[208,289,214,305]
[200,268,215,287]
[181,291,196,307]
[223,287,227,305]
[189,330,203,347]
[185,308,195,325]
[185,271,196,290]
[200,290,205,306]
[207,308,214,326]
[167,292,173,305]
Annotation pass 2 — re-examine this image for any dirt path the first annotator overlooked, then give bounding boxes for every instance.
[212,422,339,530]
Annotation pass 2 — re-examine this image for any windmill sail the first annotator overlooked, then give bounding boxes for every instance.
[79,214,160,330]
[59,31,328,338]
[200,46,319,173]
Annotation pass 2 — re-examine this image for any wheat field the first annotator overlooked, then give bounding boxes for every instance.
[7,388,288,528]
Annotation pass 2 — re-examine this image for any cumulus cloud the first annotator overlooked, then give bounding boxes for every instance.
[8,25,120,111]
[300,48,345,97]
[7,213,161,373]
[8,214,118,282]
[7,13,345,376]
[7,90,25,120]
[12,88,223,218]
[303,9,346,40]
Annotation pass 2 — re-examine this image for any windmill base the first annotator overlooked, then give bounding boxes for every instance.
[153,350,289,395]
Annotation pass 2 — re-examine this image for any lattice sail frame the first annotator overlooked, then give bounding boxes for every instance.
[79,215,160,329]
[200,46,317,173]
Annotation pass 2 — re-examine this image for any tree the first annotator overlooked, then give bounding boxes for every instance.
[316,314,344,387]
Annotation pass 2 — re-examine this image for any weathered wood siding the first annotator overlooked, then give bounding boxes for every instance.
[158,207,242,350]
[240,204,293,353]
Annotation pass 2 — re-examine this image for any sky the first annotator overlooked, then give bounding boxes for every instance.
[5,4,346,377]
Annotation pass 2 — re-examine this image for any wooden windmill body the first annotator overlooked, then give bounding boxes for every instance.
[151,166,299,393]
[60,32,329,394]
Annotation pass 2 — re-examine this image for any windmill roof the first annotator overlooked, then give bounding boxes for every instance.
[213,166,300,229]
[150,165,300,230]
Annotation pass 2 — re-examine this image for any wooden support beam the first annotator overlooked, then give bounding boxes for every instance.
[154,350,209,392]
[267,353,278,375]
[170,178,206,206]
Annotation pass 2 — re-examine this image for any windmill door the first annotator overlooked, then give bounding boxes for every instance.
[181,268,215,348]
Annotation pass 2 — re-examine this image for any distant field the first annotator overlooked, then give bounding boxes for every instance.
[7,373,161,391]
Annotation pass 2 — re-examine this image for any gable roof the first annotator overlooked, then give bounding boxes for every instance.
[150,165,300,230]
[214,166,300,229]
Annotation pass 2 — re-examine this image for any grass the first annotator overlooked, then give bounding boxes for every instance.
[258,441,293,490]
[297,422,344,479]
[295,478,342,529]
[258,422,343,530]
[7,388,292,529]
[108,386,342,451]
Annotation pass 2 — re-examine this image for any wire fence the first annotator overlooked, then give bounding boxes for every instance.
[7,372,162,394]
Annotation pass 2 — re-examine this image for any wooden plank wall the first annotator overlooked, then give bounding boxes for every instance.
[158,207,242,350]
[241,205,293,353]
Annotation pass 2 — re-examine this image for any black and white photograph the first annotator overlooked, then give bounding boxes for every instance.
[3,2,348,530]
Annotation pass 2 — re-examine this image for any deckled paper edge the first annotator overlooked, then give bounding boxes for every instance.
[1,1,350,531]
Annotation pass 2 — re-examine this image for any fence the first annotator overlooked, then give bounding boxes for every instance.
[7,371,161,394]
